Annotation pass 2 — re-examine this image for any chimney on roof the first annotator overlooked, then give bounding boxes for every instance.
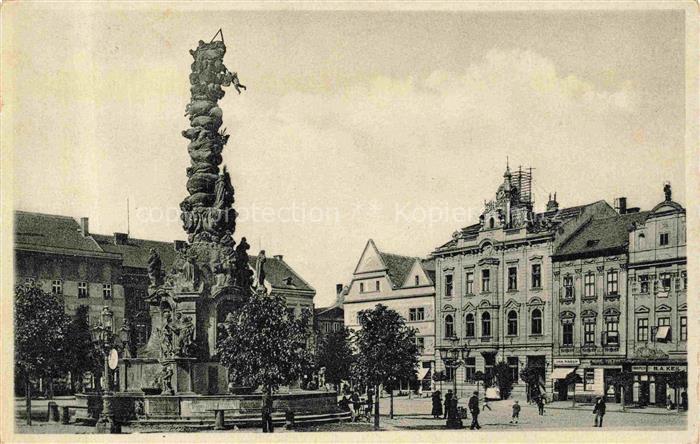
[546,192,559,212]
[274,255,283,261]
[79,217,89,237]
[174,240,187,251]
[614,197,627,215]
[114,232,128,245]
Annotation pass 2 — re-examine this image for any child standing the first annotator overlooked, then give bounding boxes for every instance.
[510,400,521,424]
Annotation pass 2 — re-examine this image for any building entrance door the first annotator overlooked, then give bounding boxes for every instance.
[555,380,568,401]
[639,382,650,406]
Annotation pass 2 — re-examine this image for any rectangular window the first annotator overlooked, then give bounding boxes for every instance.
[414,275,419,286]
[660,273,671,291]
[659,232,669,246]
[606,270,618,294]
[508,267,518,290]
[360,282,364,293]
[409,308,425,322]
[639,276,650,294]
[415,337,425,354]
[531,264,542,288]
[102,283,112,299]
[657,317,670,327]
[481,269,490,292]
[444,274,453,297]
[584,369,595,391]
[562,323,574,346]
[464,357,476,382]
[584,273,595,297]
[605,319,619,345]
[287,307,296,319]
[52,280,63,295]
[375,280,380,291]
[507,357,519,383]
[563,276,574,298]
[78,282,89,298]
[637,318,648,341]
[484,354,495,380]
[465,271,474,294]
[680,316,687,341]
[584,322,595,344]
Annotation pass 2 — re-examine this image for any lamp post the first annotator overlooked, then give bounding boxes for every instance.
[438,337,470,429]
[91,306,120,433]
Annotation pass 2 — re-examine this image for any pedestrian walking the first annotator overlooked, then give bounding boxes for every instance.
[443,390,453,419]
[593,396,606,427]
[431,390,443,419]
[468,391,481,430]
[261,391,274,433]
[482,396,492,411]
[365,387,374,416]
[536,395,545,415]
[351,391,361,421]
[510,400,521,424]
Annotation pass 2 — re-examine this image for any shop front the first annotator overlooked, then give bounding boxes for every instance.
[626,362,687,407]
[551,358,579,401]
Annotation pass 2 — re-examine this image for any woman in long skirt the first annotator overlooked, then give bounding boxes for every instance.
[431,390,443,419]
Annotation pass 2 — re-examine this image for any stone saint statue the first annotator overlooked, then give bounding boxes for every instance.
[234,237,252,288]
[213,165,235,209]
[664,182,672,201]
[161,364,174,395]
[182,254,197,289]
[255,250,267,291]
[160,311,175,358]
[147,248,162,287]
[180,316,195,356]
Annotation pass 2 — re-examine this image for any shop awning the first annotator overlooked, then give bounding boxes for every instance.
[550,367,577,380]
[418,367,431,380]
[656,326,671,341]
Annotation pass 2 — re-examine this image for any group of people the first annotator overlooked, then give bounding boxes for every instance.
[338,388,374,422]
[431,390,484,429]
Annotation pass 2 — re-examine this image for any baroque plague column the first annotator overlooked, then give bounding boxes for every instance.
[124,32,262,395]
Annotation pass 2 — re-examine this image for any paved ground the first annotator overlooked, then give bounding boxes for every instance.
[14,394,687,434]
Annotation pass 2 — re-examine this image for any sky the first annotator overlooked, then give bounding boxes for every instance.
[4,5,688,307]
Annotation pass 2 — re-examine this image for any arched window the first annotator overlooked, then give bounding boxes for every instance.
[507,310,518,336]
[444,314,454,338]
[489,218,495,229]
[481,312,491,337]
[531,308,543,335]
[465,313,475,337]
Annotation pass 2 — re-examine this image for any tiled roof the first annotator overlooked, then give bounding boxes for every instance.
[14,211,106,254]
[249,255,314,293]
[553,211,650,259]
[92,234,180,271]
[378,251,417,289]
[315,305,344,319]
[421,258,436,284]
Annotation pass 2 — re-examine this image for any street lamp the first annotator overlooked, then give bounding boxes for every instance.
[91,306,120,433]
[438,337,471,429]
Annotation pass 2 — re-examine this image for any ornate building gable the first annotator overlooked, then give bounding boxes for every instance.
[353,239,388,275]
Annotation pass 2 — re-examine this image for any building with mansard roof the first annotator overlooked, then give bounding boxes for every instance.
[343,239,436,390]
[431,165,619,400]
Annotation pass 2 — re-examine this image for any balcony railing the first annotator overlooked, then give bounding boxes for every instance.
[604,292,620,301]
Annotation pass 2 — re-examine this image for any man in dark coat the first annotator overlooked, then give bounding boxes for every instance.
[468,391,481,430]
[443,390,453,419]
[262,391,274,433]
[593,396,606,427]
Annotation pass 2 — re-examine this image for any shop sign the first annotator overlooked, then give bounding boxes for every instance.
[553,358,580,366]
[631,365,647,373]
[648,365,686,373]
[590,359,624,366]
